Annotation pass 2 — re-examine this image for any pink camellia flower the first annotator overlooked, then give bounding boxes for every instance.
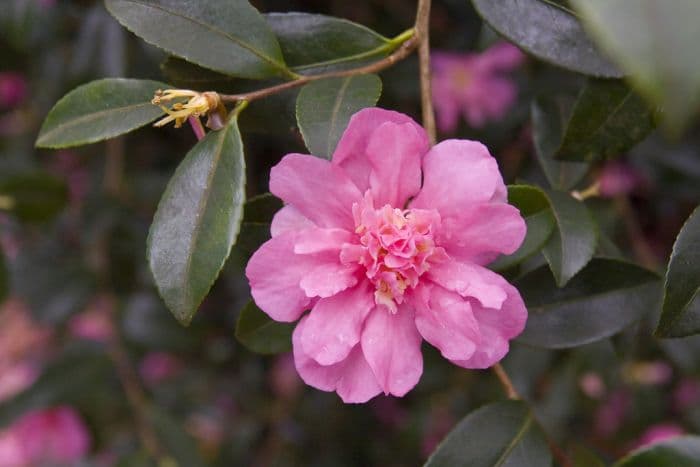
[246,108,528,403]
[0,406,91,465]
[431,43,525,132]
[0,73,27,109]
[630,423,684,451]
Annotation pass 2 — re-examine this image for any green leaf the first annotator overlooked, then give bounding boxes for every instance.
[532,97,590,190]
[229,193,282,268]
[542,190,597,286]
[235,301,294,354]
[36,79,167,148]
[556,78,656,162]
[149,407,207,467]
[105,0,290,79]
[0,173,67,222]
[516,258,660,348]
[147,117,246,326]
[242,192,283,223]
[614,436,700,467]
[571,445,605,467]
[471,0,621,77]
[267,12,392,73]
[296,74,382,159]
[424,400,551,467]
[656,206,700,337]
[571,0,700,134]
[491,185,555,271]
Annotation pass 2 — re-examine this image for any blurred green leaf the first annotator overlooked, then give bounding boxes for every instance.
[471,0,621,77]
[149,407,207,467]
[614,435,700,466]
[491,185,555,271]
[424,400,551,467]
[235,301,294,354]
[572,0,700,134]
[105,0,290,79]
[571,444,605,467]
[556,79,656,162]
[147,117,246,326]
[516,258,660,348]
[532,97,590,191]
[656,206,700,337]
[296,75,382,158]
[542,190,597,287]
[0,173,67,223]
[267,12,392,73]
[36,79,167,148]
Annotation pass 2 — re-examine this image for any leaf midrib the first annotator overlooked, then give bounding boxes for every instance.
[326,77,353,157]
[493,413,533,467]
[111,0,287,72]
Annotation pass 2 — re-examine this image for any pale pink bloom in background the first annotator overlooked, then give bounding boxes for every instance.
[598,161,644,198]
[579,372,606,399]
[49,151,91,208]
[269,353,303,399]
[246,108,527,403]
[431,43,525,132]
[0,363,39,403]
[622,360,672,386]
[630,423,684,451]
[673,379,700,411]
[0,73,27,109]
[0,406,90,465]
[139,352,183,385]
[69,295,115,343]
[593,389,631,438]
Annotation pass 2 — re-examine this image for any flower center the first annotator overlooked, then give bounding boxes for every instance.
[341,193,446,313]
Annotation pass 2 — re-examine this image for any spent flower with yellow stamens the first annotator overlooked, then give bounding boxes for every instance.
[152,89,222,128]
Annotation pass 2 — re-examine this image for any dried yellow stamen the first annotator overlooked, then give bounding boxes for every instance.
[151,89,222,128]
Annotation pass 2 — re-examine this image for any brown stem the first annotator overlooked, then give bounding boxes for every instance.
[219,32,418,105]
[416,0,436,145]
[493,363,519,399]
[615,196,659,270]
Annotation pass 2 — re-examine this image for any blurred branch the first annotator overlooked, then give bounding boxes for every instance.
[493,363,519,399]
[416,0,436,144]
[104,138,125,199]
[615,197,660,270]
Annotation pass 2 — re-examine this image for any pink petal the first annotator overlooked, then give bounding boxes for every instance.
[361,305,423,396]
[451,282,527,369]
[366,121,428,207]
[293,316,381,403]
[413,284,479,361]
[439,203,526,265]
[332,108,428,193]
[246,232,320,322]
[294,228,354,255]
[270,154,362,230]
[427,258,509,309]
[299,263,359,298]
[410,140,506,218]
[300,282,375,365]
[270,205,314,237]
[463,77,517,127]
[476,42,525,72]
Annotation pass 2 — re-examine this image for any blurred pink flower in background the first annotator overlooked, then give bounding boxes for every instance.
[421,405,456,458]
[594,389,631,438]
[673,379,700,411]
[630,423,684,451]
[139,352,183,385]
[49,151,91,209]
[246,108,527,402]
[0,405,91,466]
[0,73,27,109]
[598,161,645,198]
[0,299,52,402]
[579,372,606,399]
[622,360,672,386]
[431,43,525,132]
[69,295,115,343]
[269,353,303,399]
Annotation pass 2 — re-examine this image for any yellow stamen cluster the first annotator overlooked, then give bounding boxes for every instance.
[151,89,221,128]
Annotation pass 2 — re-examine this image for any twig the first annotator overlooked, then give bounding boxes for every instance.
[493,363,520,399]
[219,29,417,104]
[416,0,436,145]
[615,196,659,270]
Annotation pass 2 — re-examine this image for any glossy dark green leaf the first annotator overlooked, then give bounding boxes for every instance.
[491,185,555,271]
[296,74,382,158]
[105,0,290,79]
[235,301,294,354]
[572,0,700,134]
[36,79,167,148]
[471,0,621,77]
[556,79,656,162]
[542,190,597,286]
[516,258,660,348]
[532,97,590,190]
[614,435,700,467]
[0,173,67,222]
[267,12,393,73]
[424,400,551,467]
[147,117,246,326]
[656,206,700,337]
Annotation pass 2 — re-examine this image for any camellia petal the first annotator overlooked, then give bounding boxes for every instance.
[270,205,314,237]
